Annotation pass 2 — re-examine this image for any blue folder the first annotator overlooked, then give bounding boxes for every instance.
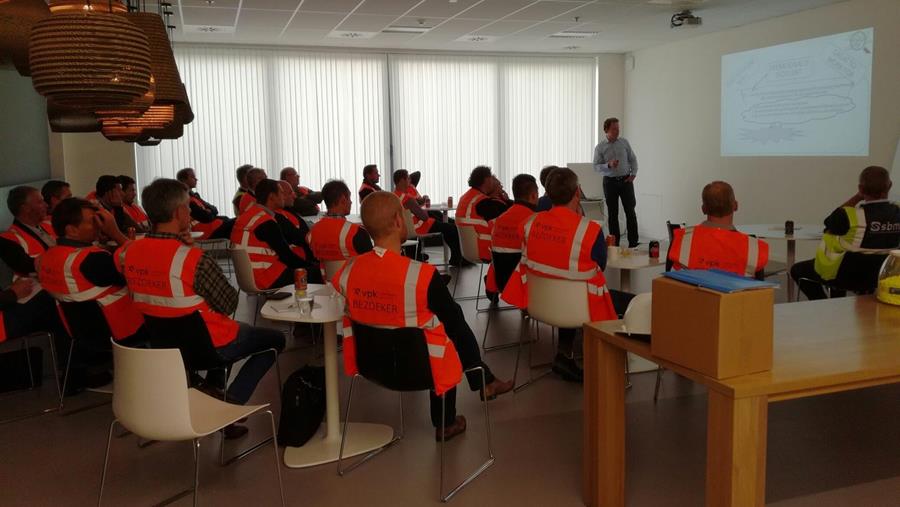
[663,269,779,293]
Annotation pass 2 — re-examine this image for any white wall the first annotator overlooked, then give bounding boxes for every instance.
[624,0,900,261]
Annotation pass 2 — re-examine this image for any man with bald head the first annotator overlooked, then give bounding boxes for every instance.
[791,166,900,299]
[668,181,769,278]
[333,191,513,441]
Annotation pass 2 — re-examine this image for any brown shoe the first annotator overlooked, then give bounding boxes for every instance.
[436,416,467,442]
[481,378,514,401]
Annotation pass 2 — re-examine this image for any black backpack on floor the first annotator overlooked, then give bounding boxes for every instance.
[277,365,326,447]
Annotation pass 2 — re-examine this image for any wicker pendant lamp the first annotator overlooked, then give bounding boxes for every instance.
[127,12,193,124]
[0,0,51,76]
[29,0,152,108]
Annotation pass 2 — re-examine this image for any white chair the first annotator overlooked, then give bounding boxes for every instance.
[453,225,490,306]
[0,331,62,424]
[98,341,284,507]
[230,246,279,325]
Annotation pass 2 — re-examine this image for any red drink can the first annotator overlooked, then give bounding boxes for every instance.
[649,241,660,258]
[606,234,617,247]
[294,268,308,295]
[447,196,453,208]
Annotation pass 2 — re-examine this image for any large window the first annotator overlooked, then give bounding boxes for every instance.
[136,46,595,213]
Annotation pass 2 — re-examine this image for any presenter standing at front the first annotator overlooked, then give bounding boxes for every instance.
[593,117,639,247]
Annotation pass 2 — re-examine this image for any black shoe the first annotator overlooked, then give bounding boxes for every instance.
[628,242,641,248]
[485,290,500,306]
[449,258,475,268]
[223,424,249,440]
[552,354,583,383]
[440,274,453,286]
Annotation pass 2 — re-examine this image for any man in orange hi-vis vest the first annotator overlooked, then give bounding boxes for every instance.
[491,174,539,293]
[392,169,464,266]
[668,181,769,279]
[502,168,624,383]
[117,178,284,440]
[334,192,513,441]
[176,168,234,240]
[308,180,373,262]
[236,167,268,215]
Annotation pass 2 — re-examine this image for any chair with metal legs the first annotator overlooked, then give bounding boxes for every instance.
[230,246,279,325]
[337,323,494,503]
[98,341,284,507]
[452,225,490,306]
[0,331,62,424]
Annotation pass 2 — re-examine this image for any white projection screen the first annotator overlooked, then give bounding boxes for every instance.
[721,28,874,157]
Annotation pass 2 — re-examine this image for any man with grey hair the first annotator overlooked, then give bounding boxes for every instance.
[280,166,322,216]
[116,178,284,439]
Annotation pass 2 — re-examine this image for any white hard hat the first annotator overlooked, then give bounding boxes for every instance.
[622,293,652,336]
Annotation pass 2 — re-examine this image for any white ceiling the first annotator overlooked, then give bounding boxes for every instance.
[167,0,848,54]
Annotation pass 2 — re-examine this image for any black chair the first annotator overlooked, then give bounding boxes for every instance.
[795,251,887,301]
[338,322,494,503]
[143,312,283,465]
[0,330,61,424]
[56,300,120,415]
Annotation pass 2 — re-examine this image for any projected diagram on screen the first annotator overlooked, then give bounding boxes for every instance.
[721,28,873,156]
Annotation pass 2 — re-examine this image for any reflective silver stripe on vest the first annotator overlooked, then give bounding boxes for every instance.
[338,257,355,297]
[569,218,591,273]
[132,292,204,308]
[244,245,276,256]
[677,227,694,268]
[251,261,273,269]
[457,194,489,227]
[338,221,352,258]
[427,343,446,358]
[848,207,867,249]
[62,250,81,294]
[491,246,521,254]
[96,286,129,306]
[240,210,267,247]
[586,284,608,296]
[521,214,597,281]
[403,261,423,328]
[8,229,29,250]
[170,245,193,298]
[745,237,760,277]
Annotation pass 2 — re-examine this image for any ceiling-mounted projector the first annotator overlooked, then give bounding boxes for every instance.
[671,10,702,28]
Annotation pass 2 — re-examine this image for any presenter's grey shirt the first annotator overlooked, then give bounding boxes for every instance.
[593,137,638,178]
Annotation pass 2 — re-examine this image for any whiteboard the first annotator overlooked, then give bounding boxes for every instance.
[568,162,604,200]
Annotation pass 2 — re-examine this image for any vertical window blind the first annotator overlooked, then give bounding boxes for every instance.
[136,46,595,214]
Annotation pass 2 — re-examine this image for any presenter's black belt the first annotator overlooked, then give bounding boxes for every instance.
[604,175,631,181]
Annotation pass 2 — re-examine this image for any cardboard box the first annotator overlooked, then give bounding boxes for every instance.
[651,277,773,379]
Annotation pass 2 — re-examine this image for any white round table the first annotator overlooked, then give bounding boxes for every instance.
[260,283,394,468]
[736,224,823,301]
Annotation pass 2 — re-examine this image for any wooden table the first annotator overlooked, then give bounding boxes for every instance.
[736,224,823,301]
[582,296,900,507]
[605,250,664,293]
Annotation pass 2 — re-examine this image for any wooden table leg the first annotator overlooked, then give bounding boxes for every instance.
[583,333,626,507]
[706,390,768,507]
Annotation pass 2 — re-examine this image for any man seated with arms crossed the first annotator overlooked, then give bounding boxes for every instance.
[95,175,146,234]
[231,178,323,289]
[456,167,512,297]
[393,169,464,266]
[333,191,513,440]
[175,168,234,240]
[358,164,382,203]
[280,167,323,217]
[491,174,539,293]
[791,166,900,300]
[236,167,268,215]
[232,164,254,217]
[117,178,284,439]
[308,180,372,264]
[273,181,318,265]
[40,180,72,236]
[502,168,621,383]
[118,175,150,232]
[668,181,769,279]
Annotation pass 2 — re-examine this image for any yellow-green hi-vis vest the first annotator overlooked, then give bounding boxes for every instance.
[814,204,895,280]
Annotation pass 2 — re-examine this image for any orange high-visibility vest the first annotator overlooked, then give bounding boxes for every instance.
[455,187,493,261]
[0,311,6,343]
[123,203,150,230]
[501,206,617,322]
[358,181,379,201]
[36,245,144,341]
[85,191,97,203]
[237,192,256,215]
[296,186,320,213]
[334,250,463,396]
[39,218,56,238]
[274,208,309,261]
[669,224,769,277]
[393,189,435,235]
[189,194,224,240]
[309,216,364,261]
[0,223,49,278]
[230,204,286,289]
[491,203,534,254]
[115,238,239,347]
[406,185,421,201]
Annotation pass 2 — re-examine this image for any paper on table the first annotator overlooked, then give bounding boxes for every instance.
[268,298,297,313]
[15,278,42,304]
